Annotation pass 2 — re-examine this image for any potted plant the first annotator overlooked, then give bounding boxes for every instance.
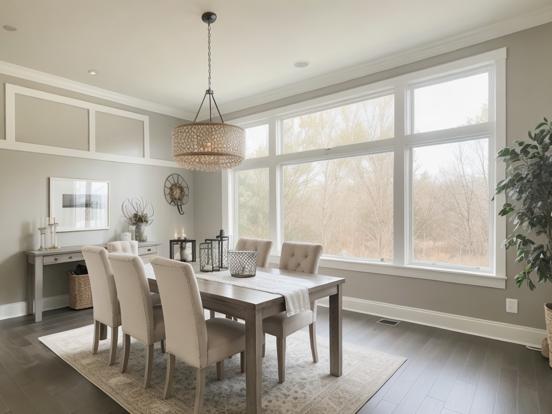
[121,197,154,242]
[495,118,552,365]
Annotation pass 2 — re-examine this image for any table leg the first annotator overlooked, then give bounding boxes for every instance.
[33,257,44,323]
[245,310,263,413]
[26,260,34,316]
[329,284,342,376]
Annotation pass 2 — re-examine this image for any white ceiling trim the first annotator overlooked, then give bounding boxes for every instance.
[0,60,194,120]
[221,4,552,117]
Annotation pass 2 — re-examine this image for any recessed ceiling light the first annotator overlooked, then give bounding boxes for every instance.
[88,69,98,76]
[294,61,309,68]
[2,25,17,32]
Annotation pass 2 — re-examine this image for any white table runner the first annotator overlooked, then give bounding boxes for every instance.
[196,270,312,316]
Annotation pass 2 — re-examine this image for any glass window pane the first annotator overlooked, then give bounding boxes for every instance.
[245,125,269,158]
[282,95,394,154]
[283,153,393,261]
[236,168,269,239]
[413,72,489,133]
[412,139,490,269]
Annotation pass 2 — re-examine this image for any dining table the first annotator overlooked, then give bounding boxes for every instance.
[146,266,345,414]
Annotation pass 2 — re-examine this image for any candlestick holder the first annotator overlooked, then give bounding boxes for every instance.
[48,222,60,249]
[38,226,48,251]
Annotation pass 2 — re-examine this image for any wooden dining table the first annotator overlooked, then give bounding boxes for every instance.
[146,266,345,414]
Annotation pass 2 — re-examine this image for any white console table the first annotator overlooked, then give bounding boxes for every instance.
[25,242,160,322]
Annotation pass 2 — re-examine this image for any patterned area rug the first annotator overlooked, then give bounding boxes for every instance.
[39,325,405,413]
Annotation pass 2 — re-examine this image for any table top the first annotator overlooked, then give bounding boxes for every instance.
[147,266,345,310]
[25,241,160,257]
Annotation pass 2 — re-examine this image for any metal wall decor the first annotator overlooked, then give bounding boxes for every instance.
[163,173,189,215]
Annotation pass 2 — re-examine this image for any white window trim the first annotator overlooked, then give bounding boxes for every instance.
[224,48,507,289]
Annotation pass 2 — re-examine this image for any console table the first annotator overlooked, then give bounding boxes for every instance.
[25,242,160,322]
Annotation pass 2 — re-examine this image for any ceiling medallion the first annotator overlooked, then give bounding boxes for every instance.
[172,11,245,172]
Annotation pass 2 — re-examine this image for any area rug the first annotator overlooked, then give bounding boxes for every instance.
[39,325,405,413]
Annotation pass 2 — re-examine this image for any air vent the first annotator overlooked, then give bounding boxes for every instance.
[377,318,400,326]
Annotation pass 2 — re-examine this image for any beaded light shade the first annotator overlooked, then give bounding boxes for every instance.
[172,11,245,171]
[173,122,244,171]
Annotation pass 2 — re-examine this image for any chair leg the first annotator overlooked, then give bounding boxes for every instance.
[209,310,215,319]
[121,334,130,373]
[163,353,176,399]
[144,344,154,388]
[309,322,319,363]
[108,325,118,366]
[160,339,166,354]
[216,360,224,380]
[194,368,206,414]
[92,320,100,354]
[276,336,286,384]
[240,351,245,373]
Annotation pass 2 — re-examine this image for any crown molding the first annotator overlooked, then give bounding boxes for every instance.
[221,4,552,117]
[0,60,194,120]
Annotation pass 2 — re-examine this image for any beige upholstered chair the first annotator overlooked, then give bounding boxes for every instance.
[82,246,121,365]
[235,238,273,267]
[264,241,323,383]
[151,257,247,411]
[109,253,166,388]
[106,240,139,255]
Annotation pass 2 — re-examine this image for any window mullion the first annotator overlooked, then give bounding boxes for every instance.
[393,86,406,266]
[269,118,280,254]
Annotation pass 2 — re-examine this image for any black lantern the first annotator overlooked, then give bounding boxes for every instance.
[215,229,230,269]
[199,240,220,272]
[169,238,196,262]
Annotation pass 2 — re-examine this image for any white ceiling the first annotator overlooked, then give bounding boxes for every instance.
[1,0,551,119]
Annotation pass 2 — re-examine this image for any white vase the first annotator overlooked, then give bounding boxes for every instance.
[135,223,148,242]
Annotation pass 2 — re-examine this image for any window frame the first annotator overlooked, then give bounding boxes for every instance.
[223,49,507,289]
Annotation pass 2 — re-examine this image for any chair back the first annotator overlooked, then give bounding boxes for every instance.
[81,246,120,327]
[107,240,139,255]
[235,238,272,267]
[279,242,323,274]
[151,257,208,368]
[109,253,156,343]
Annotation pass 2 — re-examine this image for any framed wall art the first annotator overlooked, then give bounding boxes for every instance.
[49,177,110,232]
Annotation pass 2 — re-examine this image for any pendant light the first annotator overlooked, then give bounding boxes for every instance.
[172,12,245,171]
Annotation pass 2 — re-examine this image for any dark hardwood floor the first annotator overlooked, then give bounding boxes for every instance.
[0,307,550,413]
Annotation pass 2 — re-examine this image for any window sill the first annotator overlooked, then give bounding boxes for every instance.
[268,255,506,289]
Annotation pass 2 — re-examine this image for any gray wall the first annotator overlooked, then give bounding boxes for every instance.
[195,22,552,329]
[0,75,193,310]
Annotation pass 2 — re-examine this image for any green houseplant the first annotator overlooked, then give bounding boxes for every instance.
[495,118,552,363]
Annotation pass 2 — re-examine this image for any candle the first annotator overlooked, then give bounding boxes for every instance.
[203,264,212,271]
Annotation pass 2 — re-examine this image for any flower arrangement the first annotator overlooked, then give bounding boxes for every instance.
[121,197,154,226]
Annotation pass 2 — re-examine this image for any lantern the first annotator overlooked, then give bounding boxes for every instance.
[199,240,220,272]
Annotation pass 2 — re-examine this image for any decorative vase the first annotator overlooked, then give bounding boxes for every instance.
[546,303,552,367]
[135,223,148,242]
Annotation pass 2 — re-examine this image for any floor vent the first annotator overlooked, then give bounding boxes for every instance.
[377,318,400,326]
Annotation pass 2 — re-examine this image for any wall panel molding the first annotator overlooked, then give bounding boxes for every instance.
[3,83,179,168]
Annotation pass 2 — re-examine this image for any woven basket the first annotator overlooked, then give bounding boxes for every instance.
[545,303,552,367]
[69,272,93,310]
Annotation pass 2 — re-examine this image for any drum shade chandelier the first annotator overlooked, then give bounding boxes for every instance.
[172,12,245,171]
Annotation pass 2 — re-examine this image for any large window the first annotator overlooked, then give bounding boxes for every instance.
[229,50,505,284]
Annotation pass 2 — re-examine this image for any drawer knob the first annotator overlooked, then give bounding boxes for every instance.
[147,248,152,252]
[54,258,58,261]
[68,256,73,259]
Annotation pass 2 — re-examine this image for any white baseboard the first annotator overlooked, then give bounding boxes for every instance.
[0,294,69,321]
[317,296,546,348]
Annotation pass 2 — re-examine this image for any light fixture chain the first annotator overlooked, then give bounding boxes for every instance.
[207,22,212,91]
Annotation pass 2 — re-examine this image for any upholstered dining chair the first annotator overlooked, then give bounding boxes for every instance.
[264,241,323,383]
[106,240,139,255]
[235,237,273,267]
[109,253,166,388]
[82,246,121,365]
[151,257,247,411]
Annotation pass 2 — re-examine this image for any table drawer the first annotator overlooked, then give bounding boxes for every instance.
[138,246,158,256]
[44,253,83,265]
